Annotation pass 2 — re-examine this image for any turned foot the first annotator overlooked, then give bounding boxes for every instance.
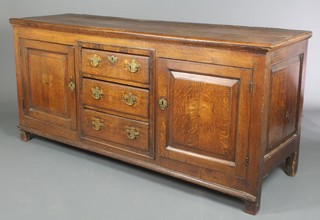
[285,152,299,176]
[244,200,260,215]
[20,130,32,142]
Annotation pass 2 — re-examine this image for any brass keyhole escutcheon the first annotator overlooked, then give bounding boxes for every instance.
[68,81,75,92]
[108,55,118,64]
[158,98,168,110]
[89,54,102,67]
[123,92,137,106]
[126,127,139,140]
[125,60,141,73]
[91,87,103,100]
[91,118,104,131]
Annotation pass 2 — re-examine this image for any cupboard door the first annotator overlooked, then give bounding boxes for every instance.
[156,59,252,178]
[20,39,77,130]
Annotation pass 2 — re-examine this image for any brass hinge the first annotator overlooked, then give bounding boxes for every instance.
[245,156,249,168]
[249,81,253,94]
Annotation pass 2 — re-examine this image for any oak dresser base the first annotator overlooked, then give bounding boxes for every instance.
[10,14,311,214]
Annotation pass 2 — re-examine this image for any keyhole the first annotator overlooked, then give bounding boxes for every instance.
[158,98,167,110]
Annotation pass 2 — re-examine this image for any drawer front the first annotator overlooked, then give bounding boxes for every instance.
[81,109,150,155]
[82,78,149,118]
[82,49,149,84]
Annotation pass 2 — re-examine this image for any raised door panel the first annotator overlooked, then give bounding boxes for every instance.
[156,59,252,178]
[268,56,301,150]
[170,71,239,161]
[21,39,76,130]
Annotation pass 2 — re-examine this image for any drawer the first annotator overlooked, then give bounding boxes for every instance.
[81,49,149,84]
[82,78,149,118]
[81,109,150,155]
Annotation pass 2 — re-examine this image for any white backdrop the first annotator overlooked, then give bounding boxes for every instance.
[1,0,319,109]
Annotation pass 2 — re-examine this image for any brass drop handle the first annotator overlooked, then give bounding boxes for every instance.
[125,60,141,73]
[158,98,168,110]
[91,118,104,131]
[89,54,102,67]
[91,87,103,100]
[68,81,75,92]
[126,127,139,140]
[123,92,137,106]
[108,55,118,64]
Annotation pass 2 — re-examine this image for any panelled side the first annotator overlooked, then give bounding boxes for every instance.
[264,40,308,175]
[268,56,301,150]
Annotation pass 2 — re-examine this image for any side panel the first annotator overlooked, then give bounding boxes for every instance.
[268,55,302,151]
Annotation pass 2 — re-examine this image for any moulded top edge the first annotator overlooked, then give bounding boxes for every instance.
[9,13,313,52]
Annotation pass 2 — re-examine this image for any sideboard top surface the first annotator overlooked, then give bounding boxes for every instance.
[10,13,312,51]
